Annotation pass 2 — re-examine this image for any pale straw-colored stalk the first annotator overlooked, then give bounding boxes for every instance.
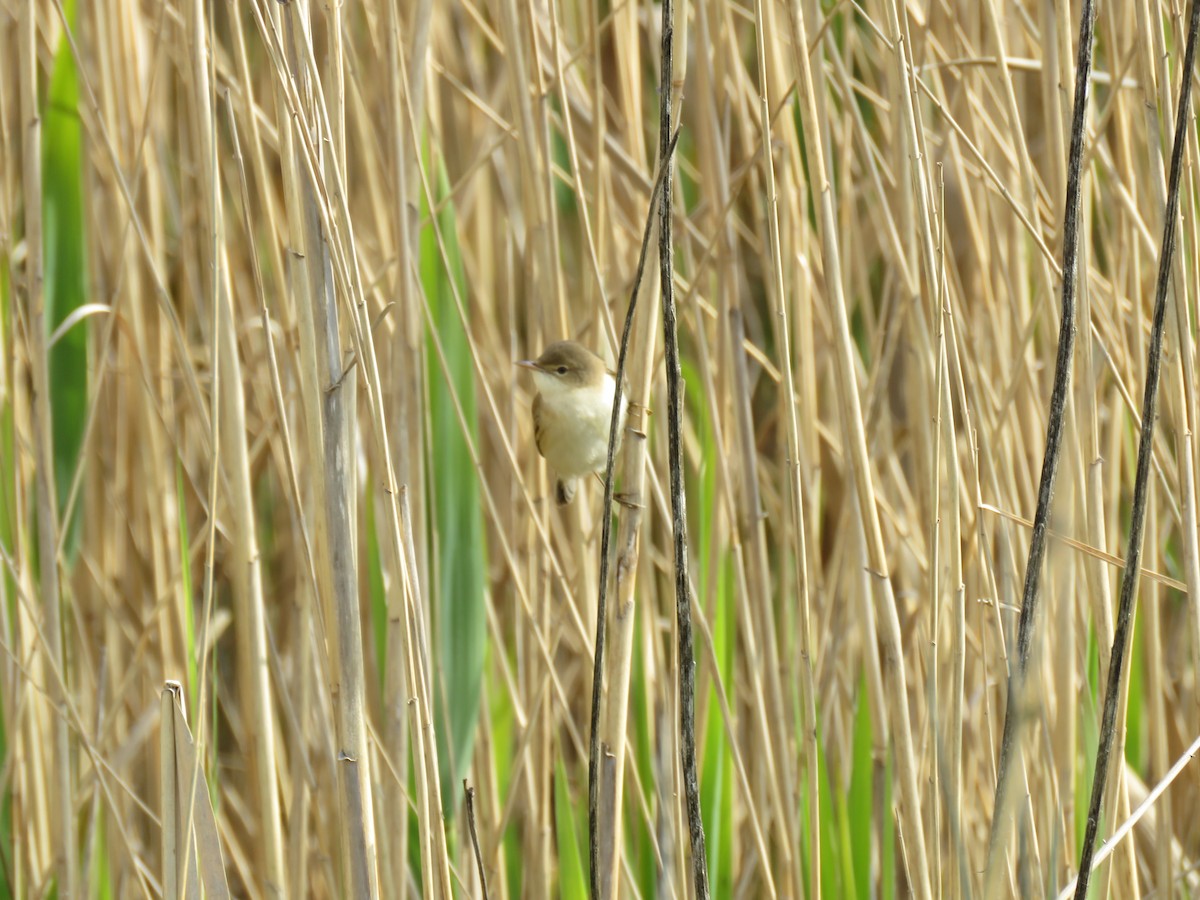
[787,0,933,894]
[18,3,76,895]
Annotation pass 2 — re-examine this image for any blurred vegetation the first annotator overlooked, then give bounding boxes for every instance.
[1,0,1199,896]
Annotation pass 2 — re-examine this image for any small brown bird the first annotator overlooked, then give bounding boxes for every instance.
[517,341,627,505]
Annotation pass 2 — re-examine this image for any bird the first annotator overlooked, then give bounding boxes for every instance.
[517,340,628,505]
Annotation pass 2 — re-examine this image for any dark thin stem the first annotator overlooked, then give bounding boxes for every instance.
[587,125,681,899]
[1074,2,1200,895]
[463,780,489,900]
[984,0,1096,879]
[658,0,709,895]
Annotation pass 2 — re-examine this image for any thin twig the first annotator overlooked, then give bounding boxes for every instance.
[463,780,490,900]
[587,125,680,899]
[1061,732,1200,899]
[984,0,1096,884]
[1073,2,1200,895]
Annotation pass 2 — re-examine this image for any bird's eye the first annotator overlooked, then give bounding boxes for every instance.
[556,366,568,375]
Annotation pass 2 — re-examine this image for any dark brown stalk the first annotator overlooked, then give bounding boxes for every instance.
[984,0,1096,883]
[656,0,708,893]
[1073,1,1200,895]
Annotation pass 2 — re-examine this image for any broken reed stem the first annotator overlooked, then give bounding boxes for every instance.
[1073,1,1200,894]
[464,780,490,900]
[983,0,1096,887]
[587,125,680,899]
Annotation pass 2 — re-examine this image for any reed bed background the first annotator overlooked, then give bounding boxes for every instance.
[2,0,1200,896]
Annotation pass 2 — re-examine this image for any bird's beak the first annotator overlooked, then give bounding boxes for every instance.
[516,360,539,371]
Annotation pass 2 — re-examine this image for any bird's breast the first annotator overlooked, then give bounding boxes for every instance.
[533,378,626,477]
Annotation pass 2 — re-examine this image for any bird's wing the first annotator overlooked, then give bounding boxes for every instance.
[532,392,547,458]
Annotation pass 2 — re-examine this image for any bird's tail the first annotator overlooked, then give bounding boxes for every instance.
[555,478,577,506]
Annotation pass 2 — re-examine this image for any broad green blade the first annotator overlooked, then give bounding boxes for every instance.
[43,0,88,548]
[690,355,733,895]
[554,756,587,900]
[420,152,487,816]
[847,676,874,899]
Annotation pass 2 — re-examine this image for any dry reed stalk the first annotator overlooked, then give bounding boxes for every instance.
[380,4,430,888]
[586,118,683,894]
[225,88,323,899]
[1135,0,1200,728]
[787,0,933,895]
[688,4,782,885]
[271,3,380,895]
[746,3,809,895]
[17,2,75,895]
[186,2,287,891]
[984,0,1095,893]
[592,215,659,897]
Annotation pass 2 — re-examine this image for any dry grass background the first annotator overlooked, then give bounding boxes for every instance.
[2,0,1200,896]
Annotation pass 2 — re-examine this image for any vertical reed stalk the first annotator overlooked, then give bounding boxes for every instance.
[186,3,286,891]
[984,0,1096,891]
[786,1,932,895]
[274,3,379,895]
[1075,2,1200,894]
[18,3,75,895]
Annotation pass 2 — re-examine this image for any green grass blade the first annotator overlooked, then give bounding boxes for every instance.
[817,733,842,898]
[420,152,487,815]
[699,578,733,896]
[0,215,14,900]
[847,676,874,899]
[1124,606,1144,773]
[554,756,587,900]
[42,0,88,548]
[366,488,387,691]
[176,463,197,715]
[881,750,895,900]
[627,611,656,897]
[689,355,733,895]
